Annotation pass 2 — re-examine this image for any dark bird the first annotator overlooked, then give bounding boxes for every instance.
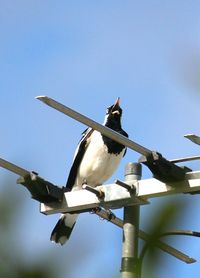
[50,98,128,245]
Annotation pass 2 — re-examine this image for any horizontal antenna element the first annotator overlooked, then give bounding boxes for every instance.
[0,158,29,177]
[36,96,151,156]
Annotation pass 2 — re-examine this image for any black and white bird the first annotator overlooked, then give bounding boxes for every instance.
[50,98,128,245]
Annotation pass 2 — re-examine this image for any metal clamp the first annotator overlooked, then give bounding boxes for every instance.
[17,171,64,203]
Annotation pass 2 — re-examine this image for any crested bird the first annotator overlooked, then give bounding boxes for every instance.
[50,98,128,245]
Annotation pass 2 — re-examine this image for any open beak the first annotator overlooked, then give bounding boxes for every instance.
[113,97,120,108]
[111,97,120,114]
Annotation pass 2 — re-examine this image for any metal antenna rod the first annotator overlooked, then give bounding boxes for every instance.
[170,155,200,164]
[121,163,142,278]
[0,158,28,177]
[93,207,195,264]
[36,96,151,156]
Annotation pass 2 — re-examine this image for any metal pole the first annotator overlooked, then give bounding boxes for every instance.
[36,96,151,156]
[121,163,142,278]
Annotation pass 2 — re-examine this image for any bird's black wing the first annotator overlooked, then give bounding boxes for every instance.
[65,128,93,191]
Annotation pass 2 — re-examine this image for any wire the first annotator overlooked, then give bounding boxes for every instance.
[138,230,200,277]
[160,230,200,238]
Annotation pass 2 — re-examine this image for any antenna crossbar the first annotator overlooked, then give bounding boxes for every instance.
[36,96,151,156]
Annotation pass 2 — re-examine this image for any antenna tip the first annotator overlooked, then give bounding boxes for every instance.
[35,95,47,100]
[184,134,195,138]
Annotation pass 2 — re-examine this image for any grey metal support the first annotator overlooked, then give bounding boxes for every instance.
[92,208,196,264]
[36,96,151,156]
[121,163,142,278]
[0,158,29,177]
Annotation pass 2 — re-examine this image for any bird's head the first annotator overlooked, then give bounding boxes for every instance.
[106,97,122,117]
[104,97,123,127]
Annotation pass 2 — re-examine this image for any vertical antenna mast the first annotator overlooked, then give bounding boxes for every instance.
[121,163,142,278]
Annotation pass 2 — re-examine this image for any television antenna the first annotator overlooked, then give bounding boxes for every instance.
[1,96,200,278]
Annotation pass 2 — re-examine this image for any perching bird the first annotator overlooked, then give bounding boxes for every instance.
[50,98,128,245]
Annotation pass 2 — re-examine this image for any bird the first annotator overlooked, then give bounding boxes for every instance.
[50,98,128,245]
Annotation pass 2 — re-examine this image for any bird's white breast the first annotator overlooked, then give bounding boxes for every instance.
[75,131,125,188]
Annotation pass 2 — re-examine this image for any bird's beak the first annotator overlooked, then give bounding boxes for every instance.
[111,97,120,114]
[113,97,120,108]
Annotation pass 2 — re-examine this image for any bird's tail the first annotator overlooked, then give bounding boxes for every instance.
[50,213,78,245]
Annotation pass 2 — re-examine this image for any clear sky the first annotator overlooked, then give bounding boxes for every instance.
[0,1,200,278]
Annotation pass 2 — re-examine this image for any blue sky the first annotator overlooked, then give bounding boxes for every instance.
[1,1,200,277]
